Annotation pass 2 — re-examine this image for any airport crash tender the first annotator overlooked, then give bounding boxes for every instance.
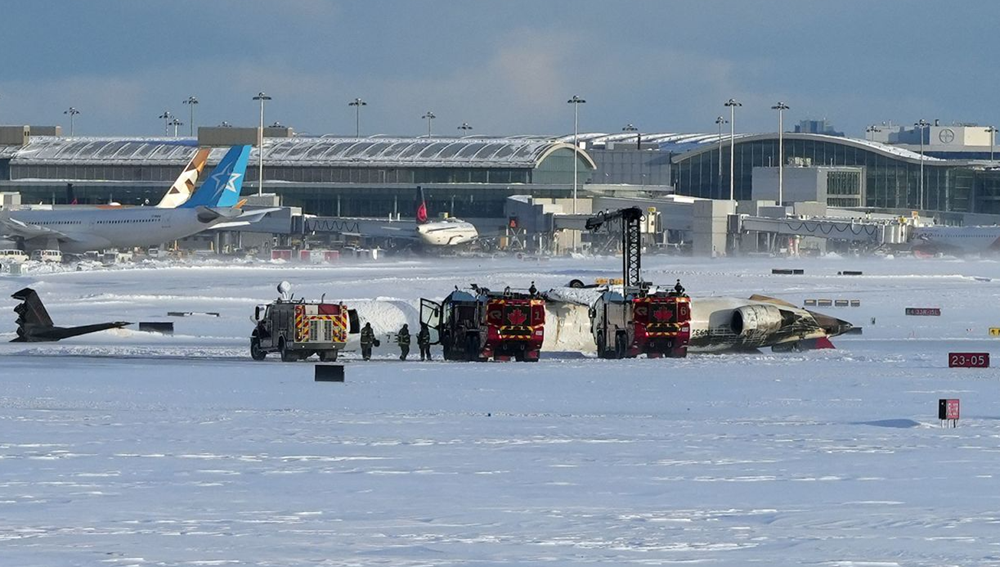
[421,284,545,362]
[251,282,359,362]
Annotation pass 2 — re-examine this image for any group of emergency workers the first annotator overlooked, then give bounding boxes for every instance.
[359,321,433,361]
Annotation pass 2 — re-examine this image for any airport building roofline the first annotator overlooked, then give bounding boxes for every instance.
[667,132,946,164]
[1,135,597,170]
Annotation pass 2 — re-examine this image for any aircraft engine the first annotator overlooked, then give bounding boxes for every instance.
[730,304,784,337]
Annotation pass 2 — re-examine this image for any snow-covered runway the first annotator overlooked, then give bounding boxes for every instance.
[2,256,999,565]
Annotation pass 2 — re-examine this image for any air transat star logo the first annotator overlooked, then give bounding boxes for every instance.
[210,163,242,194]
[507,308,527,326]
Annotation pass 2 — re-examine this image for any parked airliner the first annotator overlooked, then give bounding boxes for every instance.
[910,225,1000,256]
[0,145,273,253]
[414,186,479,247]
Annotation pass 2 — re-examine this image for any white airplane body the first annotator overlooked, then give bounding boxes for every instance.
[1,207,236,253]
[417,216,479,247]
[304,186,479,248]
[910,226,1000,256]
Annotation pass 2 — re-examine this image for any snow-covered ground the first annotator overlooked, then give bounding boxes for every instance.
[2,255,1000,566]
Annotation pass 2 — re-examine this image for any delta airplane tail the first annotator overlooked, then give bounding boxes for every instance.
[180,145,252,209]
[415,185,429,225]
[156,148,211,208]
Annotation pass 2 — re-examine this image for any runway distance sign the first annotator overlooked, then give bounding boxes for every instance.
[990,327,1000,337]
[949,352,990,368]
[938,399,960,420]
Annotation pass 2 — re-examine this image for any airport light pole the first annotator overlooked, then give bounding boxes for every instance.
[715,116,727,199]
[567,95,586,215]
[63,107,80,137]
[623,123,640,149]
[422,111,436,137]
[458,122,473,133]
[253,92,272,197]
[169,117,183,137]
[183,96,198,136]
[771,101,789,206]
[987,125,998,164]
[724,98,741,202]
[349,98,366,138]
[915,118,929,211]
[158,111,173,136]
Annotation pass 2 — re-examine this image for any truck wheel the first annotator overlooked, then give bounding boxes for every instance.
[596,331,607,359]
[279,339,296,362]
[319,350,338,362]
[250,337,266,361]
[466,334,480,361]
[614,333,628,359]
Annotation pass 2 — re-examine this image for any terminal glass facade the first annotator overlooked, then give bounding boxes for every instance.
[673,137,979,213]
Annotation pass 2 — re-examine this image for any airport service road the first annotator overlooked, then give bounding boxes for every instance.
[1,256,1000,565]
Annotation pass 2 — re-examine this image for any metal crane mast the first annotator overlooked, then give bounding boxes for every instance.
[585,207,644,287]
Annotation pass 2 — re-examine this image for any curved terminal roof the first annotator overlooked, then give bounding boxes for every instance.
[574,131,946,164]
[666,132,945,164]
[3,136,596,169]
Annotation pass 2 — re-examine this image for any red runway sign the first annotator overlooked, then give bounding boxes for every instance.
[939,399,960,422]
[949,352,990,368]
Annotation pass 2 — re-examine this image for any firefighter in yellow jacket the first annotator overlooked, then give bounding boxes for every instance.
[396,323,411,360]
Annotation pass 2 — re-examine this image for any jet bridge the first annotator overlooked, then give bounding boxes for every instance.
[739,215,909,245]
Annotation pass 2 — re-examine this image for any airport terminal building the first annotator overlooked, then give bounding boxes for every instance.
[3,124,1000,234]
[0,131,602,225]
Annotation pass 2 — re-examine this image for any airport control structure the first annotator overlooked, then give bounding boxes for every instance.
[3,118,1000,257]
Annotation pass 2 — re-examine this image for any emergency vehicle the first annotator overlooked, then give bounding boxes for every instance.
[421,285,545,362]
[590,285,691,358]
[250,282,358,362]
[582,206,691,358]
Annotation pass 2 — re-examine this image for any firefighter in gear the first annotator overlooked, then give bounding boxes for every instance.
[360,322,375,361]
[397,323,411,360]
[417,323,432,361]
[671,279,686,296]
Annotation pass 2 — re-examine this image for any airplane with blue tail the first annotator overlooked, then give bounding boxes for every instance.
[0,145,276,254]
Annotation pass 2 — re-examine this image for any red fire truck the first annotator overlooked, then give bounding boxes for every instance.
[421,285,545,362]
[590,286,691,358]
[583,207,691,359]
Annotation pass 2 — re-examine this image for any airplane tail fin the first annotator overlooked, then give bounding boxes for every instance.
[12,287,54,340]
[156,148,211,208]
[415,185,429,225]
[180,145,252,209]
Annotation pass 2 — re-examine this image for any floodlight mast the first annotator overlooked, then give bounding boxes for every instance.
[586,207,644,287]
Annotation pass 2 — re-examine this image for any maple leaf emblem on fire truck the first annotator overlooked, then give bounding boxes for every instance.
[507,308,528,326]
[653,306,672,321]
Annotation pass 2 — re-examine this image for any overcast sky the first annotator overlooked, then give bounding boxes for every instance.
[1,1,996,139]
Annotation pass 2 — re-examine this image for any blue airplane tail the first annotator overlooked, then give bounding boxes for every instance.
[180,145,251,208]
